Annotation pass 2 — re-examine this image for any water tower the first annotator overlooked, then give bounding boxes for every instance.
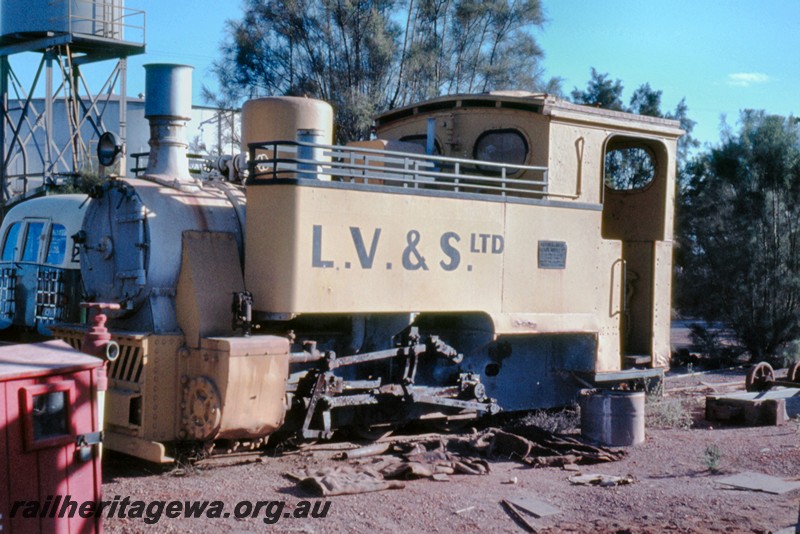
[0,0,145,200]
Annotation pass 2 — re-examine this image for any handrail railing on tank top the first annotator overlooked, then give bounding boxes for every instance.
[67,0,146,45]
[130,152,213,177]
[247,140,555,199]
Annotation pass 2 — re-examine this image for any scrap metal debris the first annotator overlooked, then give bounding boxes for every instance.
[717,472,800,495]
[476,426,627,466]
[504,495,561,518]
[337,442,391,459]
[287,466,406,496]
[289,439,488,495]
[502,499,538,532]
[568,473,636,487]
[288,425,626,496]
[372,439,491,478]
[706,388,800,426]
[499,496,561,534]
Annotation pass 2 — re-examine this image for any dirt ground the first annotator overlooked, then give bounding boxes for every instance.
[100,366,800,534]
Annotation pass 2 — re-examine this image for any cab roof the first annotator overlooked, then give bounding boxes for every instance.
[375,91,684,138]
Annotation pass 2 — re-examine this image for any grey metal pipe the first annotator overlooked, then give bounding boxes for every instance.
[144,63,195,187]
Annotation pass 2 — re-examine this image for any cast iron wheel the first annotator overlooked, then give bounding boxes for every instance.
[745,362,775,392]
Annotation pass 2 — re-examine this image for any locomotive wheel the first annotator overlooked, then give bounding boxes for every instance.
[789,361,800,384]
[745,362,775,392]
[183,377,222,440]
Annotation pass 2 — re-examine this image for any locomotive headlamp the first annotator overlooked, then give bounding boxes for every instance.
[97,131,124,167]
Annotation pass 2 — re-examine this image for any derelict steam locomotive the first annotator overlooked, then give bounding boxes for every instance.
[48,64,681,462]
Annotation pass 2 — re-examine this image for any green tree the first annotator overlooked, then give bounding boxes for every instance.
[209,0,397,143]
[629,82,662,117]
[678,111,800,361]
[392,0,552,104]
[210,0,559,142]
[626,84,699,178]
[572,70,698,188]
[570,68,625,111]
[572,71,698,155]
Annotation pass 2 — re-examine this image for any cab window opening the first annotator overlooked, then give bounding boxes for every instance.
[399,134,442,155]
[1,221,22,261]
[32,390,69,441]
[21,221,45,262]
[604,143,657,191]
[473,129,528,175]
[46,224,68,266]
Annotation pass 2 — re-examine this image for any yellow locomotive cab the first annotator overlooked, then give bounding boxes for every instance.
[53,67,681,462]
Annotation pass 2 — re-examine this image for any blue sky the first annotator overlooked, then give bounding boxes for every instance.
[538,0,800,147]
[8,0,799,147]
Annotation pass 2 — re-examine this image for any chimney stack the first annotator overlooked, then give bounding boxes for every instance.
[144,64,196,188]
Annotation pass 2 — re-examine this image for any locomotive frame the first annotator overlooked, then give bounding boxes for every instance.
[50,73,681,462]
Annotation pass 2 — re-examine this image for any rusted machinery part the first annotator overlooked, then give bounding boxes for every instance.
[419,409,478,434]
[183,376,223,440]
[745,362,775,392]
[297,333,496,440]
[789,361,800,384]
[80,301,123,359]
[348,425,395,443]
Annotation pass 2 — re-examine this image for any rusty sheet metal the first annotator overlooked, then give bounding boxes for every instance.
[705,388,800,426]
[717,472,800,495]
[504,495,560,518]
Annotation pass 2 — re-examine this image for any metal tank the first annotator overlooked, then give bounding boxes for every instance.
[242,97,333,179]
[80,64,246,333]
[1,0,126,40]
[242,96,333,148]
[80,179,245,332]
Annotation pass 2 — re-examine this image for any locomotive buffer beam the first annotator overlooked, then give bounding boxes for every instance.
[298,332,494,440]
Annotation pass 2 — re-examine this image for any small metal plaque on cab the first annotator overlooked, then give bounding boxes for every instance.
[538,240,567,269]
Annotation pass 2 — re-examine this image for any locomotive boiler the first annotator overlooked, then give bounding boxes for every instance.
[53,65,682,462]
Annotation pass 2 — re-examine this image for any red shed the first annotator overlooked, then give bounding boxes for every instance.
[0,340,105,533]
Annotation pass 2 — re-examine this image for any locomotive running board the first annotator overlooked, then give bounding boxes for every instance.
[575,368,664,385]
[105,432,174,464]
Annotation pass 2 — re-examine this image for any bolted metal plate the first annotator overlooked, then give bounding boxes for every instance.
[537,240,567,269]
[717,472,800,495]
